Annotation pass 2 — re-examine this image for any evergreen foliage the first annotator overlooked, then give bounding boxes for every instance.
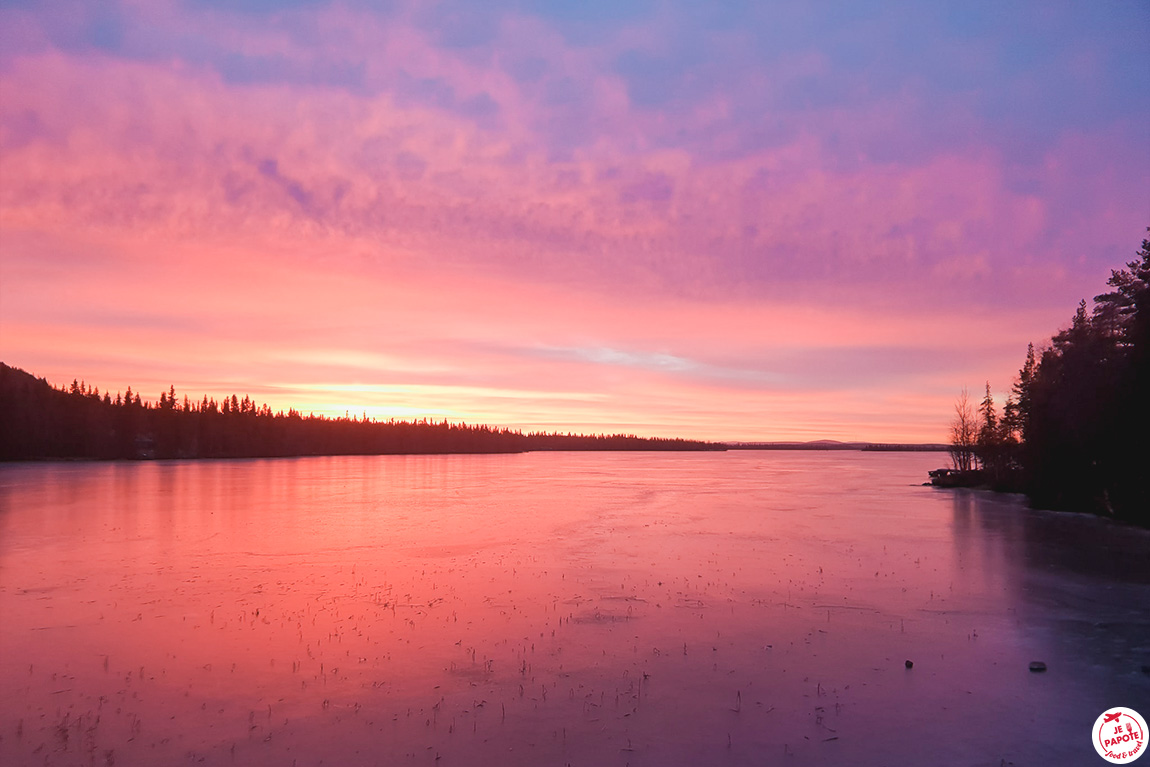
[0,366,723,460]
[956,229,1149,525]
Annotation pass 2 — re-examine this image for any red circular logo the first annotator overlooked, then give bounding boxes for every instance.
[1094,708,1147,763]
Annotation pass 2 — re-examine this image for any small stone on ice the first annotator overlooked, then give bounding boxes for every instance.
[904,660,913,669]
[1029,661,1047,672]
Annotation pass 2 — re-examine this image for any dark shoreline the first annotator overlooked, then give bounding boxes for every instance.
[924,467,1149,528]
[0,363,725,461]
[729,442,948,452]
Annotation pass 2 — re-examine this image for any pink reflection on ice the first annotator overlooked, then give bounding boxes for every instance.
[1,453,1147,765]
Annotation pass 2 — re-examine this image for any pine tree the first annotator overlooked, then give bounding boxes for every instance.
[978,382,997,448]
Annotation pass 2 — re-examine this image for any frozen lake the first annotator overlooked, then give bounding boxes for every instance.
[1,452,1148,766]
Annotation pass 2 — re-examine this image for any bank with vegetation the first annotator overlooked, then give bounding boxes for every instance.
[943,230,1149,527]
[0,364,723,460]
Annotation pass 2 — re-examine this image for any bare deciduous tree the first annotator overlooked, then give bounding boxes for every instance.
[950,387,977,472]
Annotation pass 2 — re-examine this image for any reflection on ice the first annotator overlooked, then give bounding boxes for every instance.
[1,453,1147,766]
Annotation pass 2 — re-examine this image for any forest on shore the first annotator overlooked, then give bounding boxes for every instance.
[0,364,723,459]
[947,230,1149,526]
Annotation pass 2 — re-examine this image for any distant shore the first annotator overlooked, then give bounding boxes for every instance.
[726,441,948,452]
[1,362,727,461]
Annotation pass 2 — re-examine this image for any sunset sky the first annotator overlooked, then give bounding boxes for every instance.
[1,1,1147,442]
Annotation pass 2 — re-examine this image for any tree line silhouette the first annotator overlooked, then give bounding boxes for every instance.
[0,366,723,459]
[949,229,1149,526]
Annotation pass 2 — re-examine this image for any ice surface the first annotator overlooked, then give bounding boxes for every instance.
[1,452,1147,765]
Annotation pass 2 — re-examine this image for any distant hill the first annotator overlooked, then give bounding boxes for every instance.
[0,363,725,460]
[726,440,947,451]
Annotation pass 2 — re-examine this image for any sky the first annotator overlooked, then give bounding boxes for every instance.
[1,0,1147,442]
